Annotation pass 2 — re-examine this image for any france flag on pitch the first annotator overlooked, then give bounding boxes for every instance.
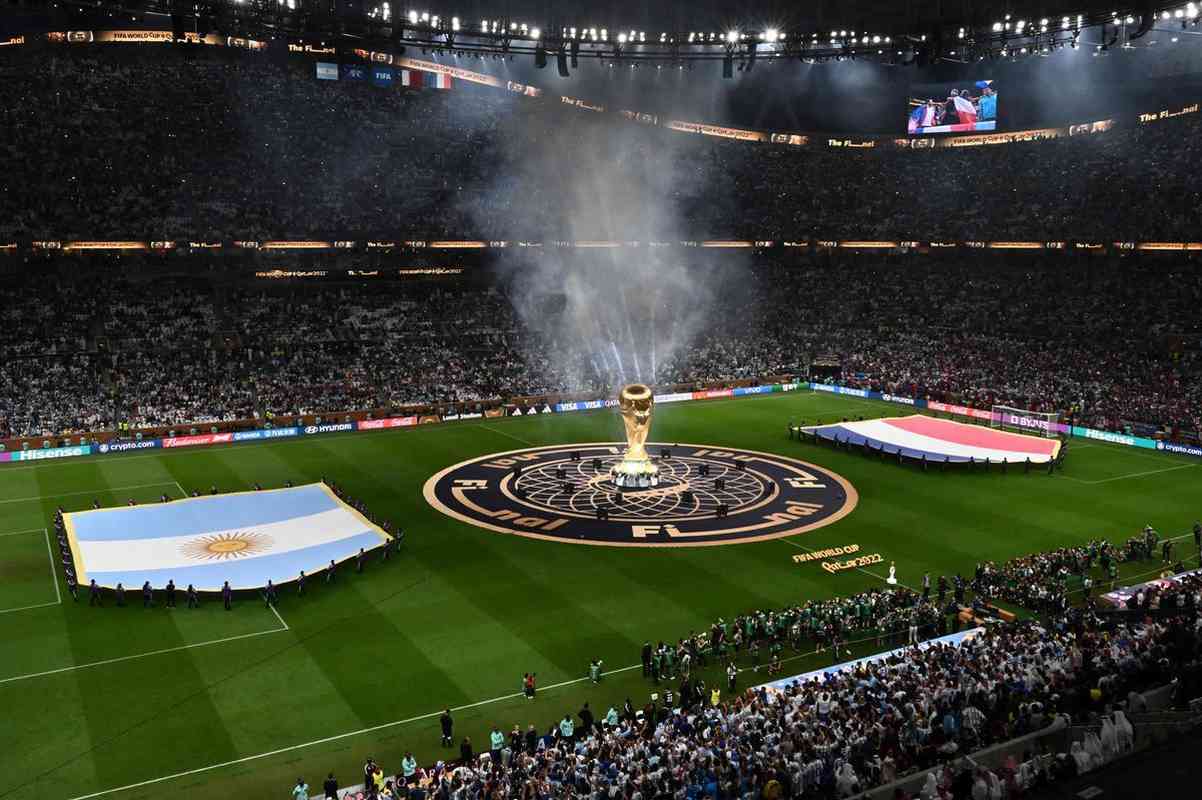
[64,484,390,591]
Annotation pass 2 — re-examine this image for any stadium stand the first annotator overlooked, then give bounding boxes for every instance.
[0,46,1200,242]
[1,256,1198,443]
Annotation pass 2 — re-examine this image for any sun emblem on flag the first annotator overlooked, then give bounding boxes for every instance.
[182,531,274,561]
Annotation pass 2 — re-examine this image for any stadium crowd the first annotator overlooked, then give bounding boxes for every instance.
[2,255,1198,443]
[641,587,949,685]
[1,46,1201,243]
[971,541,1118,612]
[307,595,1197,800]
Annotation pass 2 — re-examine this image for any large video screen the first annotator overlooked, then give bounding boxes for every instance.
[907,80,998,136]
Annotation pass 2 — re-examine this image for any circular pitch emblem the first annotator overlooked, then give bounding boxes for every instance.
[423,442,857,547]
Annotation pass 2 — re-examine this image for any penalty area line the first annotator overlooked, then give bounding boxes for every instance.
[0,526,53,538]
[62,662,644,800]
[0,528,60,614]
[0,625,287,686]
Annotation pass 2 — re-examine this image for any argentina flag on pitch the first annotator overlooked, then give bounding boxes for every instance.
[64,484,391,591]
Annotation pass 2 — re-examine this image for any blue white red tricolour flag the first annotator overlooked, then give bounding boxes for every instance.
[399,70,451,89]
[802,414,1060,463]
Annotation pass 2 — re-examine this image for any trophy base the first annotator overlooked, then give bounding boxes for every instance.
[610,458,660,489]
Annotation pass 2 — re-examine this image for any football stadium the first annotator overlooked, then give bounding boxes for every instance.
[1,2,1201,799]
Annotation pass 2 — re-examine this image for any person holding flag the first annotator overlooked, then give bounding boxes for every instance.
[948,89,978,125]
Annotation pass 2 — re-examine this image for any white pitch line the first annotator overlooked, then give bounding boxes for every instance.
[62,662,645,800]
[473,423,536,447]
[43,527,61,606]
[1065,463,1198,485]
[174,480,188,499]
[1069,442,1192,465]
[0,528,60,614]
[0,626,288,686]
[0,481,182,505]
[0,526,50,538]
[267,604,289,632]
[0,599,60,616]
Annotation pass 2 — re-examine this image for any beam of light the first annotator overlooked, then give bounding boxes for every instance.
[610,341,627,384]
[650,302,657,384]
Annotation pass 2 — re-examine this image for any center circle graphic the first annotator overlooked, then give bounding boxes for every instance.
[423,442,858,547]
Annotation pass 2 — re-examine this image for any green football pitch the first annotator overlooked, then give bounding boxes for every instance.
[0,390,1197,800]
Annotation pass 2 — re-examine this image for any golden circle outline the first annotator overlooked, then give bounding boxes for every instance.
[422,442,859,548]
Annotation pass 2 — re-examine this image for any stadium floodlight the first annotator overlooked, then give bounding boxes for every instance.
[618,32,628,43]
[408,11,417,24]
[726,30,739,43]
[765,28,779,42]
[1175,8,1185,17]
[992,21,1002,31]
[451,16,459,31]
[531,28,540,39]
[1189,4,1199,19]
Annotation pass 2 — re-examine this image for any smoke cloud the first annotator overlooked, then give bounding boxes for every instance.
[466,104,751,394]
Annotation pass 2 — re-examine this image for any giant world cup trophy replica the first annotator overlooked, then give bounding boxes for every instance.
[611,384,659,489]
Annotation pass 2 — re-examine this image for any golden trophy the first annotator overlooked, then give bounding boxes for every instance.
[612,384,659,489]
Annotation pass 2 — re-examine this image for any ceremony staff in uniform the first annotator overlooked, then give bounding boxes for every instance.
[222,580,233,610]
[440,709,453,747]
[187,583,198,609]
[165,579,176,608]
